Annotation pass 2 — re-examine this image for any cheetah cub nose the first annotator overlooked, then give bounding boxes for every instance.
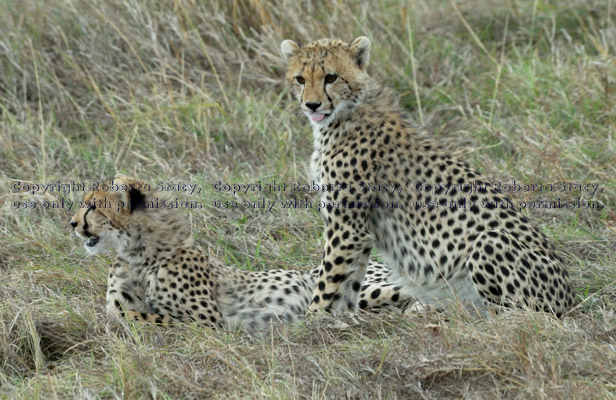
[305,102,321,111]
[71,221,78,228]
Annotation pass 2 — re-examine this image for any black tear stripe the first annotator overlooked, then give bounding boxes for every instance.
[85,202,122,233]
[83,205,94,234]
[324,84,333,104]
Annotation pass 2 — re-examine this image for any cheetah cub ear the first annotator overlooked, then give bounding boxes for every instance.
[111,174,146,213]
[280,39,301,62]
[349,36,371,70]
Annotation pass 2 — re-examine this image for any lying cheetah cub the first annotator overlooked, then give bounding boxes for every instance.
[281,37,576,317]
[70,175,410,331]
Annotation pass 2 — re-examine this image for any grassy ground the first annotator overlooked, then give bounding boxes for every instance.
[0,0,615,398]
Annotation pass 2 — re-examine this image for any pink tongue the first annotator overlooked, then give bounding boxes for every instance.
[310,113,326,122]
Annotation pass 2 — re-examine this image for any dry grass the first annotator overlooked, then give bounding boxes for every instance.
[1,0,615,398]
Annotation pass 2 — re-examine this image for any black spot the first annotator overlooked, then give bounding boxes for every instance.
[488,286,502,296]
[121,292,134,303]
[484,264,495,274]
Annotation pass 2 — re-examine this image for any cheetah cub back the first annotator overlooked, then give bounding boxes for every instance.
[281,36,576,317]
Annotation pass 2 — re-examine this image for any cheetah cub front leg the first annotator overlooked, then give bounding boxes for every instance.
[311,191,376,312]
[106,262,147,317]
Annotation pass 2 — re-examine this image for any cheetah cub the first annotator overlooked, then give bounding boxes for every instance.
[281,36,576,317]
[70,175,410,332]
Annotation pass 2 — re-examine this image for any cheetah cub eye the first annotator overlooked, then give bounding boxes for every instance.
[295,76,305,85]
[325,74,337,84]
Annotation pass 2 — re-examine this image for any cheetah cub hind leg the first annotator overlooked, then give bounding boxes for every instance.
[465,230,574,318]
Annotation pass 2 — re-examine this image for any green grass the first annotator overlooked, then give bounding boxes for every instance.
[1,0,615,398]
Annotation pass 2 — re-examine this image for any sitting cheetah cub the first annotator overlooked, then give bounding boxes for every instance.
[280,36,576,317]
[70,175,411,332]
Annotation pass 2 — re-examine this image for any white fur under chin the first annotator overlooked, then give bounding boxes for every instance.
[83,241,103,255]
[78,233,113,255]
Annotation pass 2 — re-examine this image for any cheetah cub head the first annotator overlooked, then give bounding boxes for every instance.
[70,175,149,255]
[280,36,371,126]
